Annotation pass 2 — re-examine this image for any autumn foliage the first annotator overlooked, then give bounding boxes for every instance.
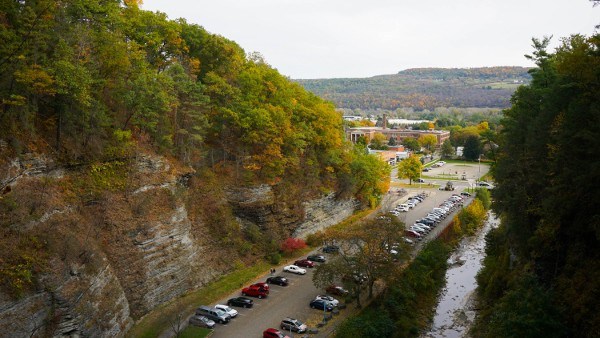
[280,238,307,255]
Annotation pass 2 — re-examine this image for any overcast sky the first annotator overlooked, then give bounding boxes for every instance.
[142,0,599,79]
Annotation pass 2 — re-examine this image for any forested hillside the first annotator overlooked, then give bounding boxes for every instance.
[0,0,391,198]
[472,35,600,337]
[0,1,391,335]
[297,67,531,110]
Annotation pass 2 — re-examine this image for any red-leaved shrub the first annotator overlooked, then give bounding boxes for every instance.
[280,237,306,254]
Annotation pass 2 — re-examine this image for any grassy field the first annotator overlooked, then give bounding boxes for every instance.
[179,326,212,338]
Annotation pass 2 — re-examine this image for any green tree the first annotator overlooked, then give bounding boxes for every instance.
[369,132,388,150]
[388,136,397,146]
[418,134,437,153]
[397,154,422,184]
[402,137,420,152]
[347,148,391,207]
[463,135,481,161]
[441,139,454,159]
[474,33,600,337]
[313,217,408,304]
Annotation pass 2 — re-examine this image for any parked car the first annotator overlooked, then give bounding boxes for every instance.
[415,178,425,183]
[309,299,334,311]
[294,259,316,268]
[322,245,340,253]
[227,296,254,308]
[315,294,340,307]
[266,276,289,286]
[242,284,269,298]
[417,218,435,226]
[460,191,471,197]
[326,285,349,296]
[415,223,432,231]
[397,205,409,212]
[307,254,326,262]
[195,305,230,324]
[263,328,291,338]
[251,282,270,291]
[476,181,494,189]
[409,226,427,235]
[404,230,422,239]
[280,317,308,333]
[214,304,238,318]
[188,315,216,329]
[283,265,307,275]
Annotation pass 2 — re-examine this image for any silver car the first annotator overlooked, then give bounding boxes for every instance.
[189,315,216,329]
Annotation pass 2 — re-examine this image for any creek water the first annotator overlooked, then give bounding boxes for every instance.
[422,212,499,338]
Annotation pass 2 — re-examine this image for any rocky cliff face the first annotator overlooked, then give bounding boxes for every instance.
[0,153,356,337]
[226,185,358,240]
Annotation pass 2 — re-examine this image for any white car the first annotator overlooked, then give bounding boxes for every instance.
[315,295,339,307]
[214,304,238,318]
[476,181,494,189]
[397,205,409,212]
[283,265,306,275]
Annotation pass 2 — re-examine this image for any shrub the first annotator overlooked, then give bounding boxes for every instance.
[269,252,281,265]
[280,237,306,255]
[305,231,324,247]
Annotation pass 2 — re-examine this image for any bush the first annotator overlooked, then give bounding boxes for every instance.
[280,237,306,255]
[305,231,324,247]
[475,188,491,210]
[269,252,281,265]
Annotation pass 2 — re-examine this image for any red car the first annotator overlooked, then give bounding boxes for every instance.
[251,282,270,291]
[294,259,316,268]
[263,328,290,338]
[242,284,269,298]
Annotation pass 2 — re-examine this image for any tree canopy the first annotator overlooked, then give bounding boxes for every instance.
[0,0,389,206]
[396,154,422,184]
[472,34,600,337]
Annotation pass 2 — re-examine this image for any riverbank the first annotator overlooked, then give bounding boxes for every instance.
[422,212,499,338]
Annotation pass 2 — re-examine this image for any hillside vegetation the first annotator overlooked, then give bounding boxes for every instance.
[472,35,600,337]
[0,2,391,335]
[0,0,390,202]
[297,67,531,110]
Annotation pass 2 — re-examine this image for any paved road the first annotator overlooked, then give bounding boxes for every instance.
[183,163,483,338]
[209,260,330,338]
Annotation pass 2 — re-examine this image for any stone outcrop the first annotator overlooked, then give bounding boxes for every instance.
[293,193,359,239]
[226,185,358,239]
[0,153,357,337]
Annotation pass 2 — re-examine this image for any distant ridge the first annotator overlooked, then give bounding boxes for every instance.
[296,66,531,110]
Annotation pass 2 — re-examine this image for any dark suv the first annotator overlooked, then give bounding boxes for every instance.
[322,245,339,253]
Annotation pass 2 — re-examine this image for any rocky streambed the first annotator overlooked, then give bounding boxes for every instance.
[422,212,499,338]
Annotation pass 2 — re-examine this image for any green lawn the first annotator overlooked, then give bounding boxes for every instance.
[179,326,212,338]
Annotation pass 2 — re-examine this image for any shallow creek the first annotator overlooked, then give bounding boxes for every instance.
[422,213,499,338]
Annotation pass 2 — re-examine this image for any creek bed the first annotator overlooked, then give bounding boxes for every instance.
[422,213,499,338]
